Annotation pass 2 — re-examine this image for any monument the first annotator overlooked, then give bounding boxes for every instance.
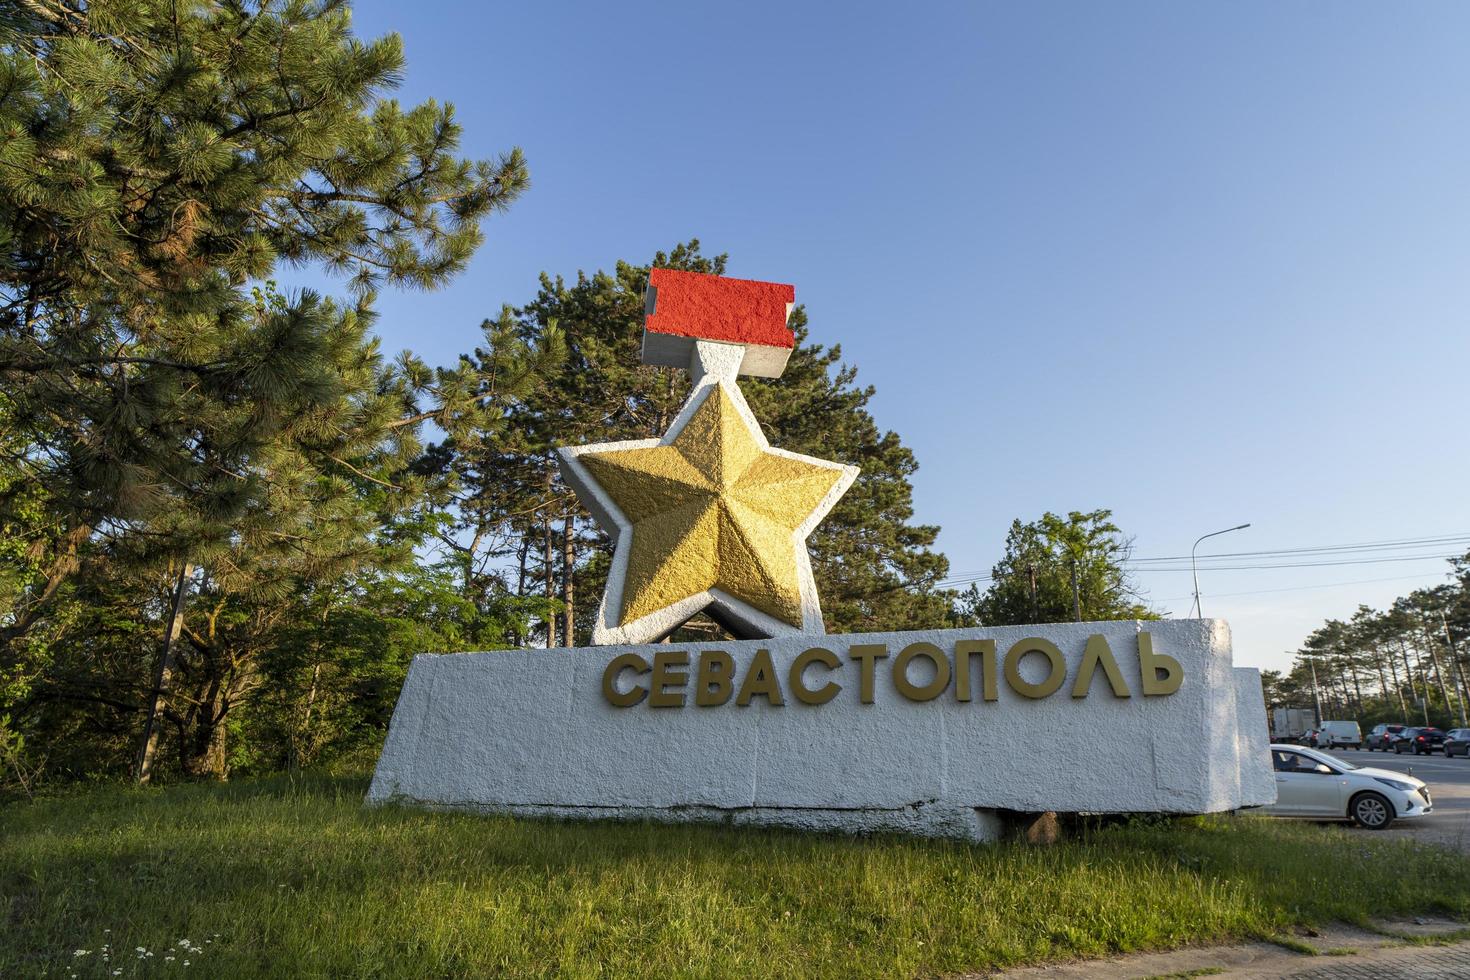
[368,268,1274,841]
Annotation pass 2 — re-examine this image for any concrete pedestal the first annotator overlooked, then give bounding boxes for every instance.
[367,619,1274,842]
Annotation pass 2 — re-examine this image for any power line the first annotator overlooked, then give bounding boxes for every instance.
[1130,552,1465,573]
[1153,571,1455,603]
[936,532,1470,586]
[1133,533,1470,564]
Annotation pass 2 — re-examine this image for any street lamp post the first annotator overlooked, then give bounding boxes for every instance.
[1191,523,1251,619]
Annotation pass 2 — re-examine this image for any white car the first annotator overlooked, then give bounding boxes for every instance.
[1263,744,1431,829]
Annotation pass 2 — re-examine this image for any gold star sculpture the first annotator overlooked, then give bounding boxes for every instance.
[560,372,857,644]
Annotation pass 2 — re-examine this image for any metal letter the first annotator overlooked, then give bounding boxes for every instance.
[602,653,650,707]
[1138,631,1183,696]
[848,644,888,704]
[893,642,951,702]
[649,650,689,708]
[790,647,842,705]
[695,650,735,706]
[736,648,786,706]
[1071,634,1132,698]
[954,639,997,702]
[1003,638,1066,699]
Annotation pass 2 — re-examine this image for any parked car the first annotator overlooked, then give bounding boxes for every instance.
[1444,729,1470,757]
[1264,744,1431,829]
[1365,723,1407,751]
[1318,720,1362,748]
[1394,727,1447,754]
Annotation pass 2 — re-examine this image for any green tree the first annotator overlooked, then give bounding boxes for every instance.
[431,241,955,645]
[1283,555,1470,731]
[960,509,1158,625]
[0,1,535,782]
[0,0,528,643]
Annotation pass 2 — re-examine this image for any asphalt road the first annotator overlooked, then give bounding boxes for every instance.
[1320,746,1470,850]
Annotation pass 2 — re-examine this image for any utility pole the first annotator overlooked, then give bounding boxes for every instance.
[1027,563,1038,622]
[1069,559,1081,622]
[1309,657,1323,727]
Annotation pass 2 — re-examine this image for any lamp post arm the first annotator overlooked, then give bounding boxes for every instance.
[1190,523,1251,619]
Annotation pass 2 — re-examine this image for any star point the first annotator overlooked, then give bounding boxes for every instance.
[564,381,854,641]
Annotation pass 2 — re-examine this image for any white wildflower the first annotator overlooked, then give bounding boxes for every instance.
[72,950,89,957]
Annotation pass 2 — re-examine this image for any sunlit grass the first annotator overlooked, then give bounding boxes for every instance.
[4,774,1469,978]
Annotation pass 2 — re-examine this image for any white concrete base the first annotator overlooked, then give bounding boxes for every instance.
[367,620,1274,842]
[1233,667,1275,807]
[390,799,1006,842]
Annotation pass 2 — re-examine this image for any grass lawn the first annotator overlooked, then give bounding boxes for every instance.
[4,774,1470,978]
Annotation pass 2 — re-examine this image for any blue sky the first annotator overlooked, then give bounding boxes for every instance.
[301,1,1470,672]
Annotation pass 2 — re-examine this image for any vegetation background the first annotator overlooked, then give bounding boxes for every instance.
[1,1,1466,795]
[4,5,1470,976]
[0,0,1172,790]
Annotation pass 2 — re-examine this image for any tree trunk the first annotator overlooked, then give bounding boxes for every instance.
[135,560,193,784]
[561,512,575,647]
[1381,648,1408,718]
[1348,655,1363,709]
[543,508,556,649]
[1413,622,1455,721]
[1398,639,1420,703]
[1427,638,1456,724]
[291,661,322,771]
[181,692,229,780]
[1,522,93,655]
[512,536,529,648]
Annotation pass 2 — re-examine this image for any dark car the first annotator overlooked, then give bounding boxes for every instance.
[1366,723,1408,751]
[1395,727,1447,755]
[1445,729,1470,757]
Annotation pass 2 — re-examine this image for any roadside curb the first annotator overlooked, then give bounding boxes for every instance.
[981,918,1470,979]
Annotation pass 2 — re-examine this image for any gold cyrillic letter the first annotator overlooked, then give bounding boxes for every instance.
[1138,632,1183,696]
[790,647,841,705]
[954,639,997,702]
[893,642,951,702]
[649,651,689,708]
[602,653,650,707]
[1071,634,1131,698]
[695,650,735,706]
[736,648,786,706]
[1003,638,1066,699]
[848,643,888,704]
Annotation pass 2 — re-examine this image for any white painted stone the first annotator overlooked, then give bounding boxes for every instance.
[368,619,1273,841]
[1233,667,1276,806]
[640,329,793,379]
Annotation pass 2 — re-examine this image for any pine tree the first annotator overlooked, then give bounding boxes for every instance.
[960,510,1158,625]
[435,242,956,644]
[0,1,533,781]
[0,0,528,641]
